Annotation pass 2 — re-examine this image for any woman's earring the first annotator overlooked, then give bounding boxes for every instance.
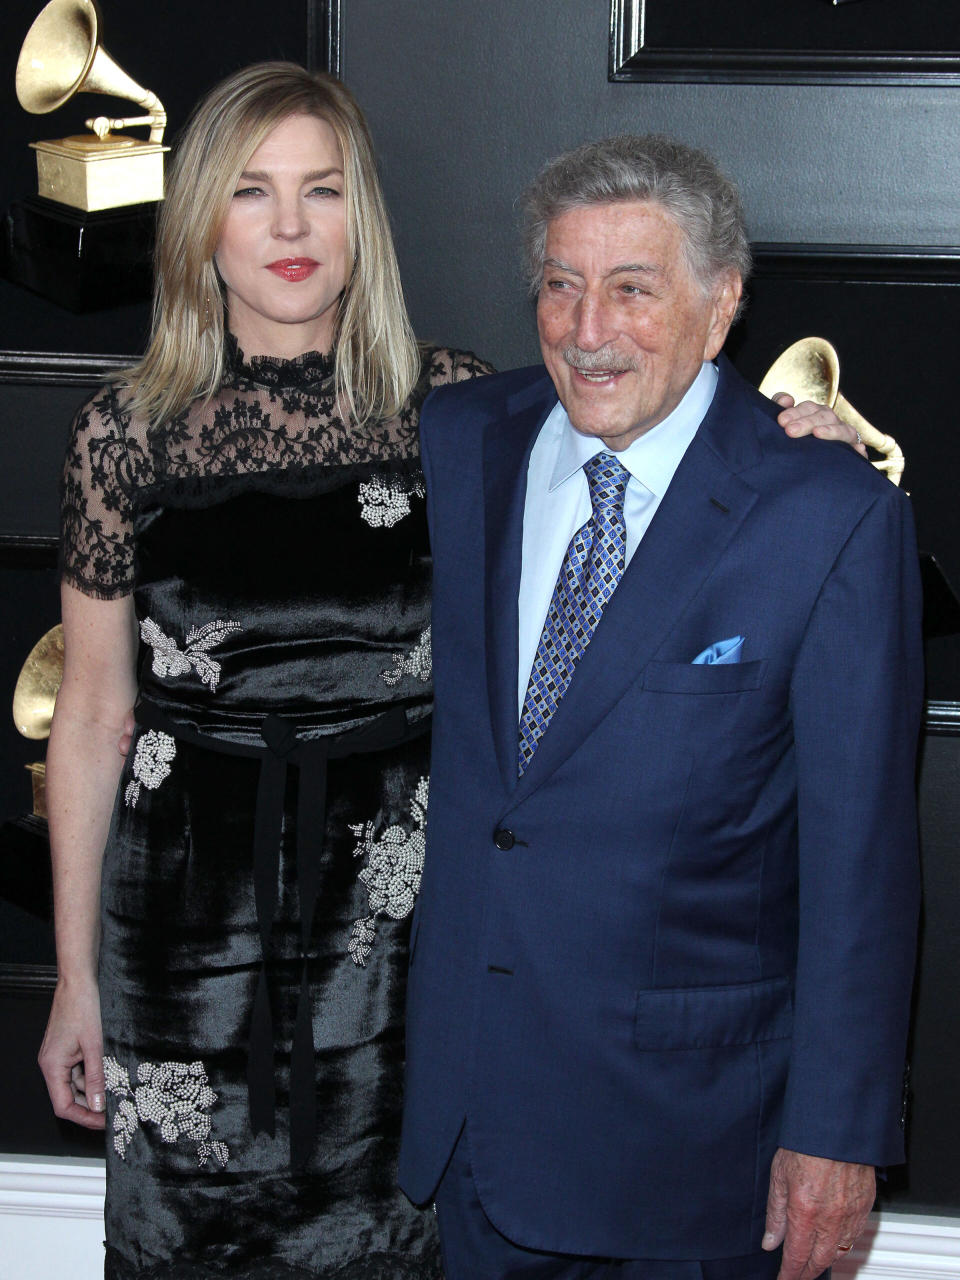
[200,292,215,332]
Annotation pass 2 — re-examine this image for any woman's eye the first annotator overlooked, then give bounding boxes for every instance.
[308,185,341,198]
[232,186,263,198]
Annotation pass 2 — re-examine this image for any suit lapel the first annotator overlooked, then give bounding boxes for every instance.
[483,376,557,792]
[510,357,763,803]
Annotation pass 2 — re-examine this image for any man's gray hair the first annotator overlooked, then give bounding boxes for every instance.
[521,134,752,305]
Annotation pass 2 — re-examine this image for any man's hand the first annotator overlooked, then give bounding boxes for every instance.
[763,1148,875,1279]
[772,393,868,459]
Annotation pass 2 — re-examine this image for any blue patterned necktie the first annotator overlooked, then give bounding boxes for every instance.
[518,451,630,775]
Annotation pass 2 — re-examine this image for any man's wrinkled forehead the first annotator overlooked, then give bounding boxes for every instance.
[541,198,705,292]
[542,252,668,282]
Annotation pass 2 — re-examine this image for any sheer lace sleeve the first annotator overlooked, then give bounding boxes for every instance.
[425,347,496,388]
[60,385,151,600]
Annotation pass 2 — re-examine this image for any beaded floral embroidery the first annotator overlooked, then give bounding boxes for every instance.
[124,729,176,809]
[380,626,432,687]
[140,617,242,692]
[103,1056,229,1168]
[348,776,428,966]
[357,472,425,529]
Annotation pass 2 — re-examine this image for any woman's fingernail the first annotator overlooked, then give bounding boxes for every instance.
[91,1093,105,1112]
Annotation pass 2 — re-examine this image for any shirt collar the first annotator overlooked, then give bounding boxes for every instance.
[546,360,719,497]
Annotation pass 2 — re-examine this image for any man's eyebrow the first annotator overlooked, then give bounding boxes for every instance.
[543,256,583,276]
[542,257,664,277]
[608,262,664,277]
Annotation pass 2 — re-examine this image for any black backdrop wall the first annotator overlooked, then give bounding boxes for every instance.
[339,1,960,367]
[0,0,957,1219]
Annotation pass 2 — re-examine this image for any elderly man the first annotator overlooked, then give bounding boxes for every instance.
[398,136,922,1280]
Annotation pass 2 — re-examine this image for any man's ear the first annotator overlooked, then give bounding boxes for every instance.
[703,271,742,361]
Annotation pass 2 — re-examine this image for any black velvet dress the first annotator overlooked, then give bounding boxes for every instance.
[60,342,492,1279]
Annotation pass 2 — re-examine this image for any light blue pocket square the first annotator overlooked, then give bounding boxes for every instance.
[692,635,744,665]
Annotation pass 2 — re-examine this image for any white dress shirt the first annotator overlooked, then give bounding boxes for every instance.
[517,360,719,715]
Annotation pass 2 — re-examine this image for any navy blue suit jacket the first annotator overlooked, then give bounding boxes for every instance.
[399,355,922,1260]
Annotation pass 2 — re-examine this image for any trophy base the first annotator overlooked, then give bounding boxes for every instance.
[1,196,155,313]
[31,137,167,213]
[26,763,47,821]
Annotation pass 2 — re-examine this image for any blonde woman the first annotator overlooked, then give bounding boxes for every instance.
[39,62,489,1277]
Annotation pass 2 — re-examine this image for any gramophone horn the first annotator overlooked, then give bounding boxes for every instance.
[12,624,64,741]
[759,337,905,486]
[16,0,165,141]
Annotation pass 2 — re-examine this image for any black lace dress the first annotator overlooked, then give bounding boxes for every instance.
[60,342,492,1279]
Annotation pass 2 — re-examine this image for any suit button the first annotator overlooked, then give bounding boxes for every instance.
[493,827,515,850]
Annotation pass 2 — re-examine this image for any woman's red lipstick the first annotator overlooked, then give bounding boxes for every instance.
[266,258,319,282]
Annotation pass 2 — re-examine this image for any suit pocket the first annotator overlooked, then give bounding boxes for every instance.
[634,975,793,1049]
[641,658,766,695]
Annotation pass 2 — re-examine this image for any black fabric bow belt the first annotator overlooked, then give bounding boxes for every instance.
[135,698,429,1168]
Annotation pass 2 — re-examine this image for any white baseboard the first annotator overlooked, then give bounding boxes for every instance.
[1,1155,958,1279]
[0,1154,105,1279]
[834,1212,960,1278]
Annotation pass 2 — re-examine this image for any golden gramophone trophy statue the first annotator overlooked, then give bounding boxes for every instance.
[0,625,64,920]
[759,337,905,486]
[4,0,167,311]
[17,0,167,212]
[12,624,64,823]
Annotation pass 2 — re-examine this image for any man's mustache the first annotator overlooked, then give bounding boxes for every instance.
[562,346,636,374]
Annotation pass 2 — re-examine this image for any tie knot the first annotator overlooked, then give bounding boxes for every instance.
[583,452,629,517]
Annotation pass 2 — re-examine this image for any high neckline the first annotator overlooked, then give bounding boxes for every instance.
[226,332,335,392]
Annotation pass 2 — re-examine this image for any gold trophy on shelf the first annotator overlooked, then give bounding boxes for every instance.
[12,625,64,822]
[4,0,168,310]
[16,0,168,213]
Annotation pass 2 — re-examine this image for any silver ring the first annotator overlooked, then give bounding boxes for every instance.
[855,431,862,445]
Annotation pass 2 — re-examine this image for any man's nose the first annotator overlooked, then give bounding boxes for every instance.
[572,291,614,351]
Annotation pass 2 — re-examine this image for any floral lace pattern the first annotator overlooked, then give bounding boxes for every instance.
[103,1056,229,1168]
[141,617,242,691]
[60,384,151,597]
[357,471,426,529]
[124,729,176,809]
[60,346,494,599]
[380,627,432,687]
[227,336,334,392]
[348,777,428,967]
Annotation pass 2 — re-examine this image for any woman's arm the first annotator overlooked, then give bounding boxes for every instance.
[38,581,138,1129]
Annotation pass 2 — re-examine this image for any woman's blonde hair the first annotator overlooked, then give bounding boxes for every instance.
[126,62,419,427]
